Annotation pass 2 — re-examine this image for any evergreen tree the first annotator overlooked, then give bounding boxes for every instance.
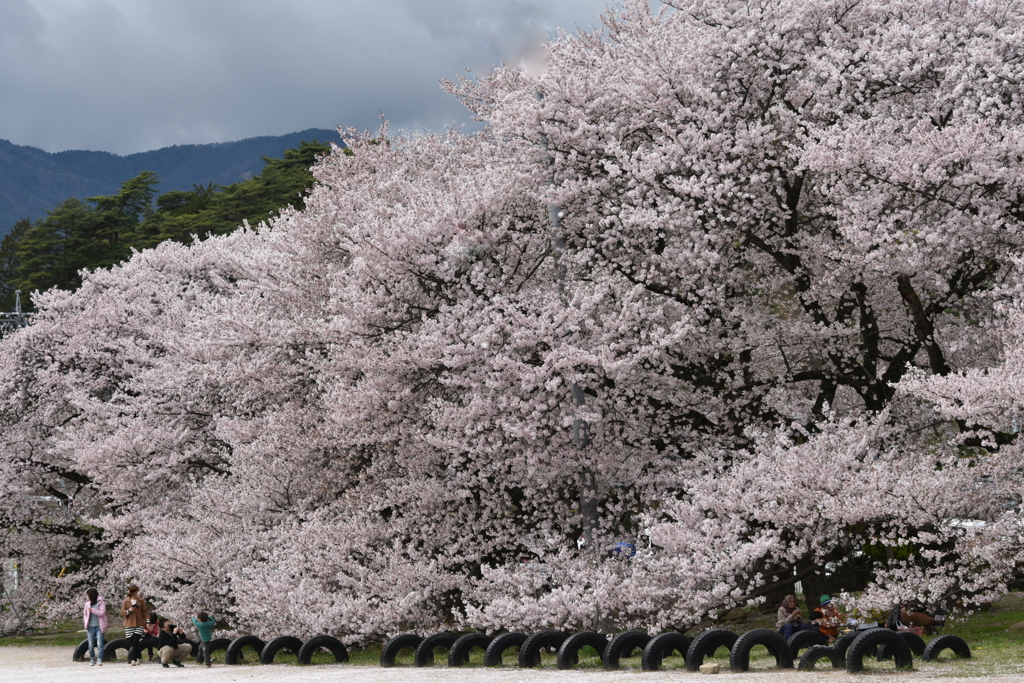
[3,141,330,307]
[0,219,29,312]
[134,140,330,247]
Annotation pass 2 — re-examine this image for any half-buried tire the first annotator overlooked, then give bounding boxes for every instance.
[641,632,692,671]
[846,629,912,673]
[204,638,231,663]
[787,629,828,659]
[835,631,859,659]
[798,645,844,670]
[448,633,491,667]
[556,631,608,669]
[102,638,130,662]
[225,635,266,665]
[603,631,650,670]
[178,638,198,661]
[877,631,926,660]
[298,635,348,664]
[837,630,878,659]
[729,628,794,672]
[483,632,527,667]
[922,635,971,661]
[259,636,303,664]
[414,633,459,667]
[518,630,568,668]
[73,639,89,662]
[685,629,739,672]
[381,633,423,667]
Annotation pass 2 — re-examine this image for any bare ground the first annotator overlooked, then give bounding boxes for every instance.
[3,647,1022,683]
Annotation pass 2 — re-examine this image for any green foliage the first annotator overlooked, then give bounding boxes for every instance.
[0,219,29,311]
[2,141,331,309]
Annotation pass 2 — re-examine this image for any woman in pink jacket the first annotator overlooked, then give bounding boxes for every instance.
[83,588,107,666]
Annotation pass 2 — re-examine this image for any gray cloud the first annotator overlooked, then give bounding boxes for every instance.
[0,0,611,154]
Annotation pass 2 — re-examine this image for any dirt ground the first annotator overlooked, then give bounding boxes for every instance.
[2,646,1020,682]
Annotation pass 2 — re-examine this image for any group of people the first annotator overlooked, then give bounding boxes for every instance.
[776,593,845,641]
[82,584,217,668]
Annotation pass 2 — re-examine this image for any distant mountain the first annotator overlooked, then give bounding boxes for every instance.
[0,128,339,238]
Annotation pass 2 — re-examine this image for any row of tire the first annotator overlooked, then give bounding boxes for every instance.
[73,627,971,673]
[72,634,347,665]
[375,628,971,674]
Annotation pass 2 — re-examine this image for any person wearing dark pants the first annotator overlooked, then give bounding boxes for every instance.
[120,585,150,666]
[190,611,217,667]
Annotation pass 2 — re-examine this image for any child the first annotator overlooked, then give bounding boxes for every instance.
[190,611,216,667]
[144,613,160,661]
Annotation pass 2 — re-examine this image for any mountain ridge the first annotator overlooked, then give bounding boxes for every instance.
[0,128,339,238]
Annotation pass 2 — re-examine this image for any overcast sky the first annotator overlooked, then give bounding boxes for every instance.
[0,0,614,155]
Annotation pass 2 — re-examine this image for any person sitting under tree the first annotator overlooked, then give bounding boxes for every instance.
[817,594,844,641]
[777,594,818,639]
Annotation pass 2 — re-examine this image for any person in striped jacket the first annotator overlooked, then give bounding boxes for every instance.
[120,585,150,666]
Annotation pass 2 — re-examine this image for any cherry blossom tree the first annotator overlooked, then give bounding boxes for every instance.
[2,0,1024,640]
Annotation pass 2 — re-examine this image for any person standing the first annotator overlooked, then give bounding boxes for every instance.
[120,585,150,666]
[82,588,107,666]
[190,611,216,667]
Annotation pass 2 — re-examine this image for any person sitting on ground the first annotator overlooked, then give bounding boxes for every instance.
[157,617,192,668]
[900,603,939,633]
[777,594,816,640]
[817,594,844,641]
[190,610,216,667]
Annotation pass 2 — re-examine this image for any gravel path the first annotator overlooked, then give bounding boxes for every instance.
[2,646,1020,682]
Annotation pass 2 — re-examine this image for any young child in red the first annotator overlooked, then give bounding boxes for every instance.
[144,614,160,661]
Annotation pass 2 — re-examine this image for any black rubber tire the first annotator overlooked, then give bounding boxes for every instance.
[414,632,459,667]
[685,629,739,672]
[798,645,844,670]
[729,628,794,672]
[878,631,926,660]
[787,629,828,658]
[641,632,692,671]
[603,630,650,670]
[922,635,971,661]
[556,631,609,669]
[73,639,89,662]
[140,636,159,651]
[846,629,913,673]
[102,638,130,662]
[203,637,231,663]
[297,635,348,664]
[380,633,423,667]
[483,632,527,666]
[835,631,859,659]
[448,632,491,667]
[518,630,568,668]
[225,635,266,665]
[259,635,303,664]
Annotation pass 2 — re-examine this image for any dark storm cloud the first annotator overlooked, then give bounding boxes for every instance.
[0,0,611,154]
